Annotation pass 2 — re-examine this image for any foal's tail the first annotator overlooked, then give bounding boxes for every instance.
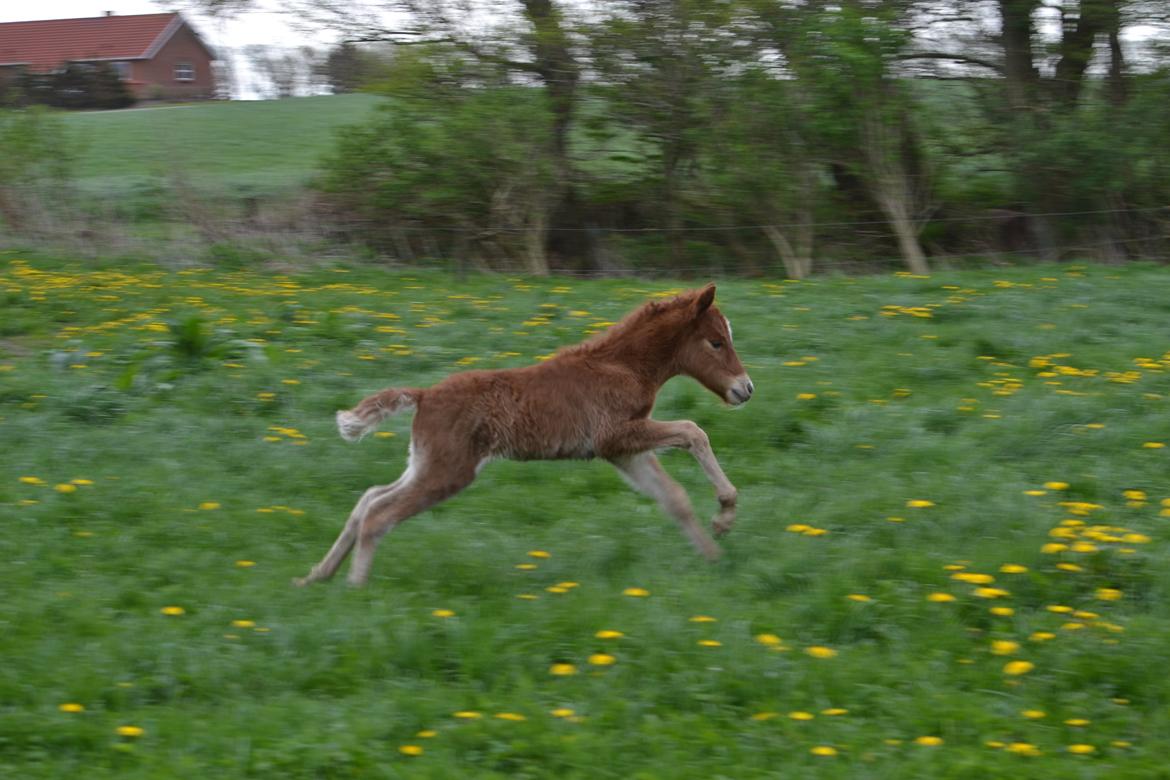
[336,387,420,442]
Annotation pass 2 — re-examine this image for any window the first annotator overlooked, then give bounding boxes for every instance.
[111,61,131,80]
[174,61,195,82]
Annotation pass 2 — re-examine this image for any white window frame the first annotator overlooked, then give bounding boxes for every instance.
[111,61,131,80]
[174,61,195,82]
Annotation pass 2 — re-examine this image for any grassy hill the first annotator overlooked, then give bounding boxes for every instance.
[2,254,1169,777]
[62,94,384,199]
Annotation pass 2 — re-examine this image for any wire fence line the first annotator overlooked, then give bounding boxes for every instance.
[345,205,1169,234]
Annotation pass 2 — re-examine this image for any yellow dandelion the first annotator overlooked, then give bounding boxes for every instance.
[116,726,145,737]
[999,564,1028,574]
[1003,660,1035,676]
[754,633,782,647]
[55,483,78,493]
[59,703,85,713]
[1067,744,1096,755]
[1044,481,1069,490]
[1065,718,1090,726]
[822,708,848,716]
[160,606,185,616]
[846,594,872,602]
[1141,442,1165,449]
[453,711,482,719]
[528,550,550,558]
[399,745,424,756]
[990,607,1015,616]
[1007,742,1042,756]
[416,730,437,738]
[551,708,575,718]
[1095,588,1123,601]
[432,609,456,618]
[19,476,46,485]
[515,563,538,570]
[549,663,577,676]
[1022,709,1046,719]
[810,746,838,757]
[991,640,1019,655]
[1046,604,1074,613]
[750,711,779,721]
[927,592,956,602]
[622,587,650,597]
[230,619,255,628]
[235,560,256,568]
[697,640,722,648]
[588,653,617,665]
[494,712,526,721]
[595,630,624,639]
[906,499,935,508]
[788,711,815,721]
[198,501,221,510]
[915,736,944,746]
[805,646,837,659]
[689,615,717,623]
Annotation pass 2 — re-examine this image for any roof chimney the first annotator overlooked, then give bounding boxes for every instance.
[105,10,115,16]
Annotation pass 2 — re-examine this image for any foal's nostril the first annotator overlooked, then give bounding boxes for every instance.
[746,380,755,397]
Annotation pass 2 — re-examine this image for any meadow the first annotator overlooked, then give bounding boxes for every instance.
[2,253,1169,777]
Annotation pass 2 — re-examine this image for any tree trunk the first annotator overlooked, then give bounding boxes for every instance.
[999,0,1040,111]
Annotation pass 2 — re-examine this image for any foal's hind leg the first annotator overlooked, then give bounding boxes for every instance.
[294,479,404,587]
[346,460,477,587]
[611,452,721,562]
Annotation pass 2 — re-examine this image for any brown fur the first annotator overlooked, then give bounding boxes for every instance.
[296,284,754,587]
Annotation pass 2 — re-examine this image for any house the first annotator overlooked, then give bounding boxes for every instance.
[0,12,217,101]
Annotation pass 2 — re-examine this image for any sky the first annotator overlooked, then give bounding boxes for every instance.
[0,1,337,98]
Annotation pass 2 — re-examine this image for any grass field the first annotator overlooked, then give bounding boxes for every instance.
[62,94,384,199]
[2,254,1169,777]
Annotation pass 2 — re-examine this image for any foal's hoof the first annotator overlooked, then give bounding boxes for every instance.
[712,510,736,538]
[292,576,312,588]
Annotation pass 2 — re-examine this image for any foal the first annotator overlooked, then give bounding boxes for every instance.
[296,284,754,587]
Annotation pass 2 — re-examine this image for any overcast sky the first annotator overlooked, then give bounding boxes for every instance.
[0,1,337,98]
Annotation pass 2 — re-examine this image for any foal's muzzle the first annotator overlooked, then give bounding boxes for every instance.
[726,375,755,406]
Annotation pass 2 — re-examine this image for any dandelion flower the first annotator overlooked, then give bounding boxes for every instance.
[1044,481,1069,490]
[160,606,185,616]
[990,607,1015,616]
[999,564,1028,574]
[1065,718,1090,726]
[595,630,624,639]
[991,640,1019,655]
[750,711,779,721]
[399,745,424,756]
[1003,660,1035,676]
[230,619,255,628]
[549,663,577,676]
[416,730,437,738]
[915,736,944,746]
[19,476,46,485]
[588,653,617,666]
[689,615,717,623]
[453,711,482,719]
[1067,744,1096,754]
[235,560,256,568]
[528,550,550,558]
[754,633,782,647]
[789,711,814,721]
[822,708,848,716]
[116,726,145,737]
[805,646,837,659]
[846,594,872,602]
[198,502,221,510]
[432,609,455,618]
[927,592,956,603]
[697,640,722,648]
[1022,710,1046,719]
[59,703,85,713]
[906,499,935,508]
[1006,742,1042,756]
[622,587,650,597]
[55,483,77,493]
[810,746,838,757]
[494,712,526,721]
[1095,588,1123,601]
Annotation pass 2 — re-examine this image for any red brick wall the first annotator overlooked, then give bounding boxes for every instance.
[131,24,215,100]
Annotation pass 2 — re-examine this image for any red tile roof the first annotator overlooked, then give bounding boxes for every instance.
[0,13,188,71]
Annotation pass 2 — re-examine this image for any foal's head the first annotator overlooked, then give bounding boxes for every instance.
[673,285,754,406]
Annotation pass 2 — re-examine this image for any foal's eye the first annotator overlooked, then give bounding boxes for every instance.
[709,339,724,350]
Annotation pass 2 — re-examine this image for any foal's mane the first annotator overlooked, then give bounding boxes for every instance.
[560,289,699,359]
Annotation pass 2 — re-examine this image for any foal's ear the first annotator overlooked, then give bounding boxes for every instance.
[694,284,716,316]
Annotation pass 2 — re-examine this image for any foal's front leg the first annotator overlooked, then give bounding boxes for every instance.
[600,418,739,539]
[611,452,721,561]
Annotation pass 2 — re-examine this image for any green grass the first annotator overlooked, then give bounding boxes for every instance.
[2,255,1169,777]
[62,94,384,199]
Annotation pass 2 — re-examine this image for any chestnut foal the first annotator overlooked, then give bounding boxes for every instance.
[296,284,754,587]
